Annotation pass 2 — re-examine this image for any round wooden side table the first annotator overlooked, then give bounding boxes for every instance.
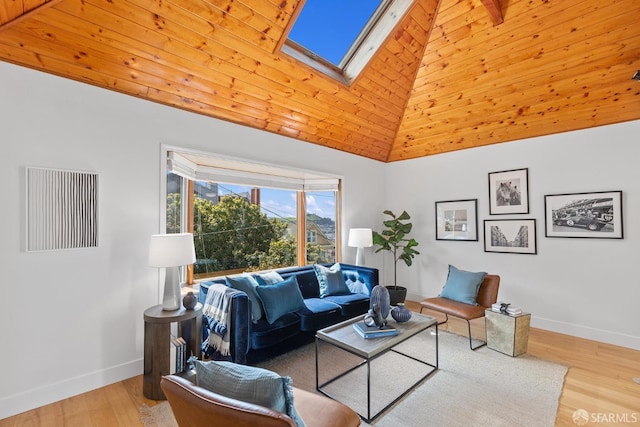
[143,303,202,400]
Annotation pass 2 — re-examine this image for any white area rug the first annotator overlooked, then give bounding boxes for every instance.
[259,330,568,426]
[141,331,567,427]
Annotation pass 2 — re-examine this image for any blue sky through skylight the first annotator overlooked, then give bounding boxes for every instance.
[288,1,383,66]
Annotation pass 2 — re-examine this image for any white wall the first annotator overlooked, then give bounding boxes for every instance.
[0,61,385,419]
[2,58,638,420]
[383,120,640,351]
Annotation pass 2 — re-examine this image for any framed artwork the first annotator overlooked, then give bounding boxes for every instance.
[484,219,537,254]
[488,168,529,215]
[544,191,623,239]
[435,199,478,241]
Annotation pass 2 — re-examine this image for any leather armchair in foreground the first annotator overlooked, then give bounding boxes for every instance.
[160,375,361,427]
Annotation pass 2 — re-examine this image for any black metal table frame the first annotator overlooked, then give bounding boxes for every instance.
[315,322,438,423]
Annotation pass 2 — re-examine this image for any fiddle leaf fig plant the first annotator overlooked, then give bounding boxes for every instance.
[372,210,420,290]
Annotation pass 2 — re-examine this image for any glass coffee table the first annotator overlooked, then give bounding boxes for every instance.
[315,312,438,422]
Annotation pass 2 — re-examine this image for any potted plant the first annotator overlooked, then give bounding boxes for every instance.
[372,210,420,305]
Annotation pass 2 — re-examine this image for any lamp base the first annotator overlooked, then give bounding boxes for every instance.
[355,247,365,266]
[162,266,181,311]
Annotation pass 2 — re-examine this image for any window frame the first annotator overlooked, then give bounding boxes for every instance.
[160,145,342,283]
[280,0,416,84]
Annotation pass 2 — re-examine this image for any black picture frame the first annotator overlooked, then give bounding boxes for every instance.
[544,191,623,239]
[488,168,529,215]
[484,219,537,254]
[435,199,478,241]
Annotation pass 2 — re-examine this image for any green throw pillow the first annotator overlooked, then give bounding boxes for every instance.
[313,263,350,298]
[226,274,264,323]
[195,360,305,427]
[439,265,487,305]
[255,276,306,324]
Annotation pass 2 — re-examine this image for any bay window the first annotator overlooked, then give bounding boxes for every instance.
[164,148,341,282]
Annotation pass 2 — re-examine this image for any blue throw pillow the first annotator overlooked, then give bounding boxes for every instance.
[255,276,306,324]
[313,263,350,298]
[195,360,305,427]
[344,271,370,296]
[253,270,284,286]
[226,274,263,323]
[439,265,487,305]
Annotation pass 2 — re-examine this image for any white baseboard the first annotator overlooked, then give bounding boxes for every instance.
[531,317,640,351]
[407,292,640,351]
[0,359,143,420]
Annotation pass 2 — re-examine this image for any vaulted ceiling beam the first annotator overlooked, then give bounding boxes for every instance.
[479,0,503,25]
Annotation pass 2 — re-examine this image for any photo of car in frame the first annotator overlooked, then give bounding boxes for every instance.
[544,191,623,239]
[552,206,613,231]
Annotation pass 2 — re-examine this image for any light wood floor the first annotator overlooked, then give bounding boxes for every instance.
[2,301,638,426]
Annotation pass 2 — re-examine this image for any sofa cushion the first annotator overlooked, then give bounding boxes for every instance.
[302,297,343,314]
[324,293,371,317]
[254,270,284,286]
[226,274,263,323]
[256,276,306,324]
[296,298,343,332]
[290,270,322,299]
[439,265,487,305]
[344,271,371,296]
[313,263,350,298]
[250,313,301,350]
[195,360,305,427]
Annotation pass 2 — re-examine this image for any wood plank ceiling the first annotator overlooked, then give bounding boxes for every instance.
[1,0,639,162]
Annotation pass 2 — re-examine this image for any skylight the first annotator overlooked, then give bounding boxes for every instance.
[288,1,384,67]
[282,0,414,84]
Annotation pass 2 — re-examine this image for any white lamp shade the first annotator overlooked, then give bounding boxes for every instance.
[348,228,373,248]
[148,233,196,267]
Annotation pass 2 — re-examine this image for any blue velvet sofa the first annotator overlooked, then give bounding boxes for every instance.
[198,263,378,364]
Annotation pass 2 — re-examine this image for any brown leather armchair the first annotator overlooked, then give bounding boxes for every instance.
[419,274,500,350]
[160,374,361,427]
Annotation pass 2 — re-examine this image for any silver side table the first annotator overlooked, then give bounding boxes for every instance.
[485,309,530,357]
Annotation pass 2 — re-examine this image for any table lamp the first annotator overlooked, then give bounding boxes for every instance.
[148,233,196,311]
[348,228,373,266]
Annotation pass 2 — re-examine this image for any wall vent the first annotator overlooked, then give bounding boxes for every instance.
[26,167,99,251]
